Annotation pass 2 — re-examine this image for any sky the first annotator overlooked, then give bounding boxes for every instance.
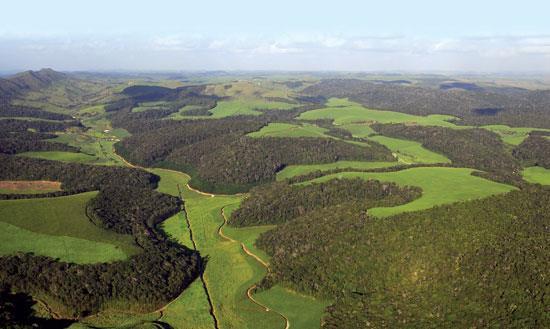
[1,0,550,72]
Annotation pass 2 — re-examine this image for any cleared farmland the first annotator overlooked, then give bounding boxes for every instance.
[299,167,515,217]
[0,191,138,263]
[522,166,550,185]
[298,98,458,127]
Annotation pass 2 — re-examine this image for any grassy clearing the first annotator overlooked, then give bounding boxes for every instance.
[131,101,170,113]
[300,167,515,217]
[0,222,127,264]
[339,123,377,138]
[298,98,459,127]
[205,80,295,100]
[522,166,550,185]
[0,192,138,263]
[209,99,297,118]
[276,161,398,181]
[18,151,97,163]
[481,125,550,145]
[167,105,207,120]
[255,285,331,329]
[248,122,330,138]
[247,122,371,148]
[369,135,451,164]
[50,133,125,165]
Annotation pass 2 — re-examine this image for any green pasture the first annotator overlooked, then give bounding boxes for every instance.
[276,161,398,181]
[481,125,550,145]
[248,122,330,138]
[300,167,515,217]
[339,123,377,138]
[255,285,331,329]
[18,151,97,163]
[369,135,451,164]
[298,98,459,127]
[522,166,550,185]
[0,191,138,263]
[209,99,297,118]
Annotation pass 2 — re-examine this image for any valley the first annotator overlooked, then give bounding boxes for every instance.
[0,69,549,329]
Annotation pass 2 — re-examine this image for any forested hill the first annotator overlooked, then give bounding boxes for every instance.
[0,68,67,98]
[303,79,550,128]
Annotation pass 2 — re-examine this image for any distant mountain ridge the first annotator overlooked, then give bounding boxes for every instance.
[0,68,67,98]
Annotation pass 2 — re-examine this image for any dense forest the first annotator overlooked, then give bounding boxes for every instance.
[513,134,550,168]
[0,156,202,317]
[304,79,550,128]
[254,187,549,328]
[230,178,421,226]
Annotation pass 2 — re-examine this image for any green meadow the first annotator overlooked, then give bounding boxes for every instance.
[298,98,459,127]
[0,191,138,263]
[339,123,377,138]
[50,132,125,165]
[368,135,451,164]
[248,122,330,138]
[254,285,331,329]
[18,151,97,163]
[300,167,515,217]
[247,122,371,148]
[131,101,170,113]
[481,125,550,145]
[276,161,398,181]
[209,99,297,118]
[522,166,550,185]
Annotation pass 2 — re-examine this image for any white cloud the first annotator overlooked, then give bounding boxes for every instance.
[2,33,550,71]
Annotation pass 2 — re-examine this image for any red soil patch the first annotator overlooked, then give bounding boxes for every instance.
[0,180,62,191]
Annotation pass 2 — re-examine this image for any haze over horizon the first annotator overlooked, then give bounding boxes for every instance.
[2,0,550,72]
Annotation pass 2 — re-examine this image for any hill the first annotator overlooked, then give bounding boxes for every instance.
[0,68,67,98]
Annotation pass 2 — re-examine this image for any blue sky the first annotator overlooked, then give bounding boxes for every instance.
[1,0,550,71]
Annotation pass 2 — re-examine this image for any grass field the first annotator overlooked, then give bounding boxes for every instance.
[298,98,459,127]
[369,135,451,164]
[18,151,98,163]
[167,105,208,120]
[247,122,371,148]
[276,161,398,181]
[0,191,138,263]
[522,166,550,185]
[481,125,550,145]
[209,99,297,118]
[254,285,331,329]
[131,101,170,113]
[300,167,515,217]
[339,123,377,138]
[204,80,296,100]
[50,133,125,165]
[248,122,330,138]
